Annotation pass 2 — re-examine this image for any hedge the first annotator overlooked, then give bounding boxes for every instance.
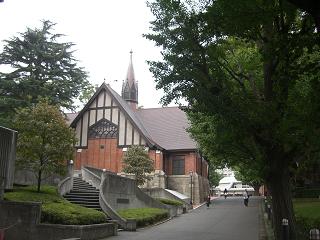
[4,185,107,225]
[117,208,169,227]
[156,198,183,206]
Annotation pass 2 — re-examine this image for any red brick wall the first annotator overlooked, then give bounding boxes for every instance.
[75,140,207,178]
[75,138,123,172]
[164,151,208,177]
[148,150,163,171]
[165,151,196,175]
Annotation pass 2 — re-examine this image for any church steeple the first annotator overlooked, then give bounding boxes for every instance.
[121,50,138,110]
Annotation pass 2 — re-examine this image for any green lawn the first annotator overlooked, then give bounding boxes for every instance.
[293,198,320,239]
[293,198,320,220]
[4,185,107,225]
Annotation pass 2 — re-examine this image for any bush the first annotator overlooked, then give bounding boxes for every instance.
[4,185,107,225]
[117,208,168,227]
[156,198,183,206]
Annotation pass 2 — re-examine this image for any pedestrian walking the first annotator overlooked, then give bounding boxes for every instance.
[223,188,228,199]
[243,189,249,207]
[206,194,211,208]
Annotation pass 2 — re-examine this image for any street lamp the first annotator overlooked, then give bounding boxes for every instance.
[189,170,193,205]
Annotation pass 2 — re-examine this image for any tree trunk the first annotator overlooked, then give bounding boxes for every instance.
[37,168,42,192]
[267,155,297,240]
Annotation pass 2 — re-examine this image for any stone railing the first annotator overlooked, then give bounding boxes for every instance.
[81,166,136,231]
[99,172,136,231]
[57,161,74,196]
[81,167,101,189]
[135,187,183,218]
[57,177,72,196]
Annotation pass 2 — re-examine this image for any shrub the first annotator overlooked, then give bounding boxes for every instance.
[117,208,169,227]
[4,185,107,225]
[156,198,183,206]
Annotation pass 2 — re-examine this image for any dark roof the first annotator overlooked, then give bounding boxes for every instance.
[107,85,159,148]
[136,107,197,151]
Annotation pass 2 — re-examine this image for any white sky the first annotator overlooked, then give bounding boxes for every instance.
[0,0,168,109]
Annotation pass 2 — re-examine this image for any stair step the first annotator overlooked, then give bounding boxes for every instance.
[73,183,92,187]
[72,187,97,191]
[65,194,99,199]
[65,199,100,204]
[63,177,105,213]
[79,203,101,207]
[65,193,99,198]
[72,188,99,192]
[68,190,99,196]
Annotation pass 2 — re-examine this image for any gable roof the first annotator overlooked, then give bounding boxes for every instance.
[136,107,197,151]
[69,83,161,149]
[69,83,197,151]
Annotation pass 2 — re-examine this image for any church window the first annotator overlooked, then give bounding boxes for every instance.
[172,156,185,175]
[88,118,118,139]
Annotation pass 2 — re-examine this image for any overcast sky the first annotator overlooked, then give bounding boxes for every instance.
[0,0,167,109]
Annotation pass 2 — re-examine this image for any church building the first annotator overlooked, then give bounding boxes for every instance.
[67,53,209,204]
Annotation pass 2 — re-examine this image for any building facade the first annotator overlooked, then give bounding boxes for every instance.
[68,53,209,204]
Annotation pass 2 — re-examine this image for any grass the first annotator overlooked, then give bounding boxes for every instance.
[293,198,320,220]
[156,198,183,206]
[293,198,320,239]
[117,208,169,227]
[4,185,108,225]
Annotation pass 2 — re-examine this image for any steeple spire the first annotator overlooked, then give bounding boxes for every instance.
[122,50,138,110]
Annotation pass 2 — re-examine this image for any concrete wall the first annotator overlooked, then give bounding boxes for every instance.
[0,201,41,239]
[142,188,192,210]
[102,173,154,210]
[0,126,17,192]
[14,169,65,186]
[35,223,117,240]
[119,170,167,189]
[167,173,210,204]
[0,200,117,240]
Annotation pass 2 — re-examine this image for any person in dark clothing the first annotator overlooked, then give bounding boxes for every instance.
[206,194,211,208]
[223,188,228,199]
[243,189,249,206]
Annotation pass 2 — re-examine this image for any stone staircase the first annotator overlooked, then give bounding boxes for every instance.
[64,177,101,211]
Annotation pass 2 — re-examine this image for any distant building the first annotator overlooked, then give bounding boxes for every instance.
[67,52,209,204]
[217,168,254,195]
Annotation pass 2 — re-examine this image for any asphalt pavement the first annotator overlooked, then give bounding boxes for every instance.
[105,196,262,240]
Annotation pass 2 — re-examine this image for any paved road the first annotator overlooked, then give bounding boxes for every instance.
[105,196,261,240]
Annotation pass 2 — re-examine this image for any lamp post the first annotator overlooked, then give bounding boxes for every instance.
[189,170,193,205]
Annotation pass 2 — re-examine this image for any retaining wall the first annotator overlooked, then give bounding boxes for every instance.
[0,200,117,240]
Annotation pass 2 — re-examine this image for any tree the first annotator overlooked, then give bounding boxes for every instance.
[122,146,155,186]
[14,100,76,192]
[145,1,319,239]
[0,20,92,127]
[208,164,223,187]
[233,166,263,194]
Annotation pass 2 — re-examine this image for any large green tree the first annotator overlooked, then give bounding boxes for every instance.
[14,100,76,192]
[0,20,92,127]
[145,0,319,239]
[122,146,155,186]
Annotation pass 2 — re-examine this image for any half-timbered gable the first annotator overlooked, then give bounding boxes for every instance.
[70,84,158,149]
